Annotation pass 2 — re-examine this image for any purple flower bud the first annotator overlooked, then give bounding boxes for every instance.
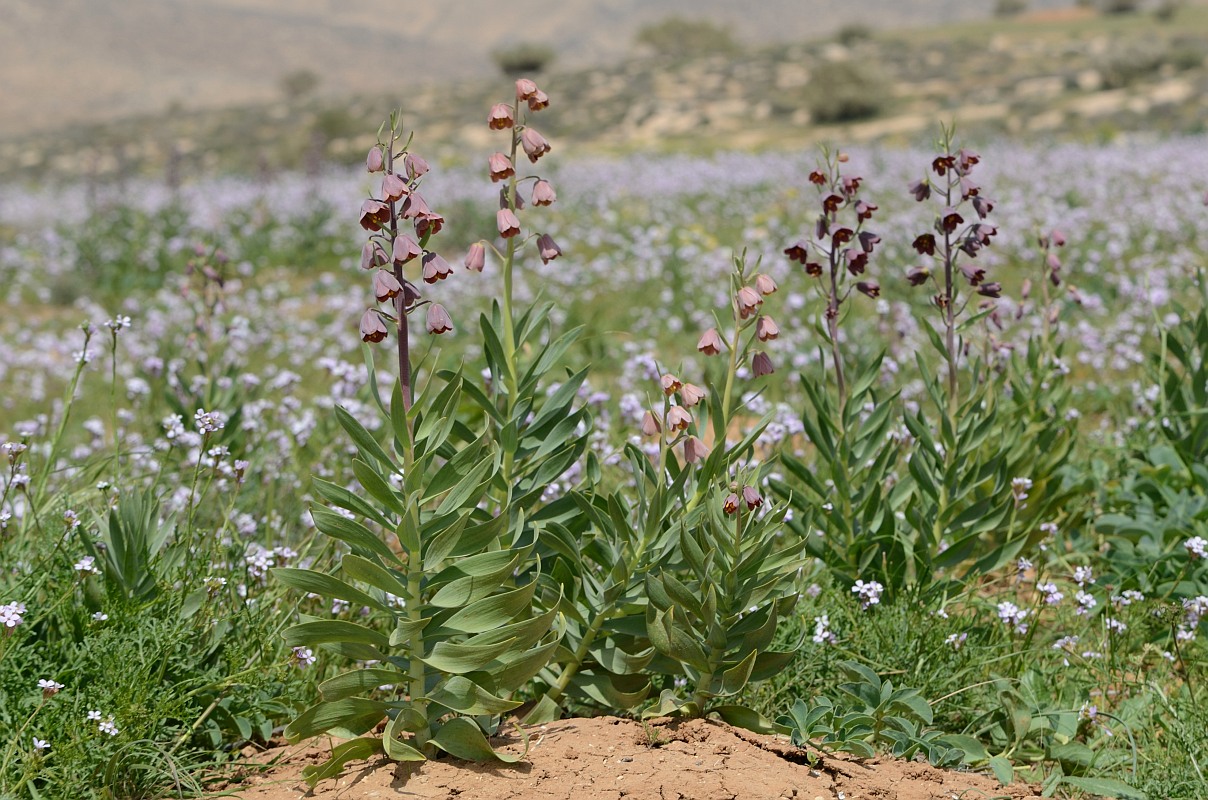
[421,252,453,284]
[756,316,780,342]
[515,78,539,100]
[361,241,388,270]
[1046,253,1062,272]
[360,309,388,343]
[909,179,931,202]
[537,233,562,264]
[907,266,930,286]
[736,286,762,319]
[752,351,775,377]
[815,216,829,240]
[1021,278,1032,299]
[488,103,514,130]
[723,493,740,515]
[366,146,385,173]
[1050,229,1067,247]
[465,242,486,272]
[666,405,693,431]
[680,383,706,407]
[497,209,521,239]
[742,485,763,510]
[972,195,994,219]
[697,328,723,355]
[359,199,390,231]
[426,303,454,335]
[381,173,408,203]
[683,436,709,464]
[784,240,810,263]
[640,410,662,437]
[520,128,551,163]
[404,154,429,179]
[373,269,403,302]
[755,274,778,295]
[488,152,515,183]
[392,234,422,265]
[856,281,880,299]
[531,179,557,206]
[660,373,683,396]
[977,282,1002,298]
[501,187,524,211]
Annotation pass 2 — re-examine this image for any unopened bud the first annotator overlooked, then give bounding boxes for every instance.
[403,154,430,179]
[752,351,775,377]
[465,242,486,272]
[683,436,709,464]
[366,146,385,173]
[640,410,661,437]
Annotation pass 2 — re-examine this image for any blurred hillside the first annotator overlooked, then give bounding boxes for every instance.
[2,1,1207,181]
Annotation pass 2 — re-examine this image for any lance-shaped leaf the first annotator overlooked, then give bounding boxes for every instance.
[341,554,409,600]
[286,698,390,741]
[428,676,523,715]
[311,506,401,565]
[284,620,390,652]
[301,738,383,787]
[436,581,536,635]
[335,405,397,473]
[428,550,525,608]
[431,717,527,763]
[422,637,519,674]
[648,607,709,672]
[313,478,394,529]
[319,668,404,701]
[353,458,407,517]
[273,568,395,614]
[383,715,427,762]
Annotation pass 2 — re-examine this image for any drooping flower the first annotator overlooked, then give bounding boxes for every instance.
[537,233,562,264]
[488,152,515,183]
[425,304,454,335]
[373,270,403,303]
[360,309,389,343]
[487,103,514,130]
[751,351,775,377]
[520,128,552,163]
[497,208,521,238]
[421,252,453,283]
[697,328,723,356]
[464,242,486,272]
[531,179,557,206]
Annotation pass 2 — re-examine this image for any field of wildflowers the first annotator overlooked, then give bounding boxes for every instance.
[1,77,1207,799]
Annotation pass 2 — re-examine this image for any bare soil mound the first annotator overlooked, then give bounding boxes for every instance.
[222,716,1042,800]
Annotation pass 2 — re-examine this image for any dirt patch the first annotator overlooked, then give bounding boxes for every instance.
[221,716,1042,800]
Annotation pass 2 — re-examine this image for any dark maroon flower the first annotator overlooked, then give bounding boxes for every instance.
[501,186,524,211]
[856,281,880,298]
[723,492,740,515]
[697,328,723,355]
[909,179,931,202]
[907,266,930,286]
[842,175,863,196]
[973,224,997,244]
[822,193,845,216]
[751,351,775,377]
[359,199,390,231]
[815,215,829,240]
[360,309,388,343]
[858,230,881,254]
[784,240,810,263]
[392,234,422,265]
[464,242,486,272]
[972,195,994,219]
[421,252,453,284]
[831,227,854,246]
[977,282,1002,298]
[957,148,980,171]
[426,303,454,335]
[959,264,985,286]
[1050,229,1067,247]
[855,200,877,221]
[804,261,823,277]
[531,179,557,206]
[808,170,827,186]
[939,208,964,234]
[932,155,956,176]
[959,238,982,258]
[845,249,868,276]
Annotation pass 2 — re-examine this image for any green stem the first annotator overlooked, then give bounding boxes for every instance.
[33,327,91,510]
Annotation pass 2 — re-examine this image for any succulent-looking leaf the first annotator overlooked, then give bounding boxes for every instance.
[301,738,383,788]
[430,717,527,763]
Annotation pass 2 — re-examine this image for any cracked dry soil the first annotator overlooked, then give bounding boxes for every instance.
[222,716,1044,800]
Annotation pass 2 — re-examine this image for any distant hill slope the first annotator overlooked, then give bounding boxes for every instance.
[0,0,1073,136]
